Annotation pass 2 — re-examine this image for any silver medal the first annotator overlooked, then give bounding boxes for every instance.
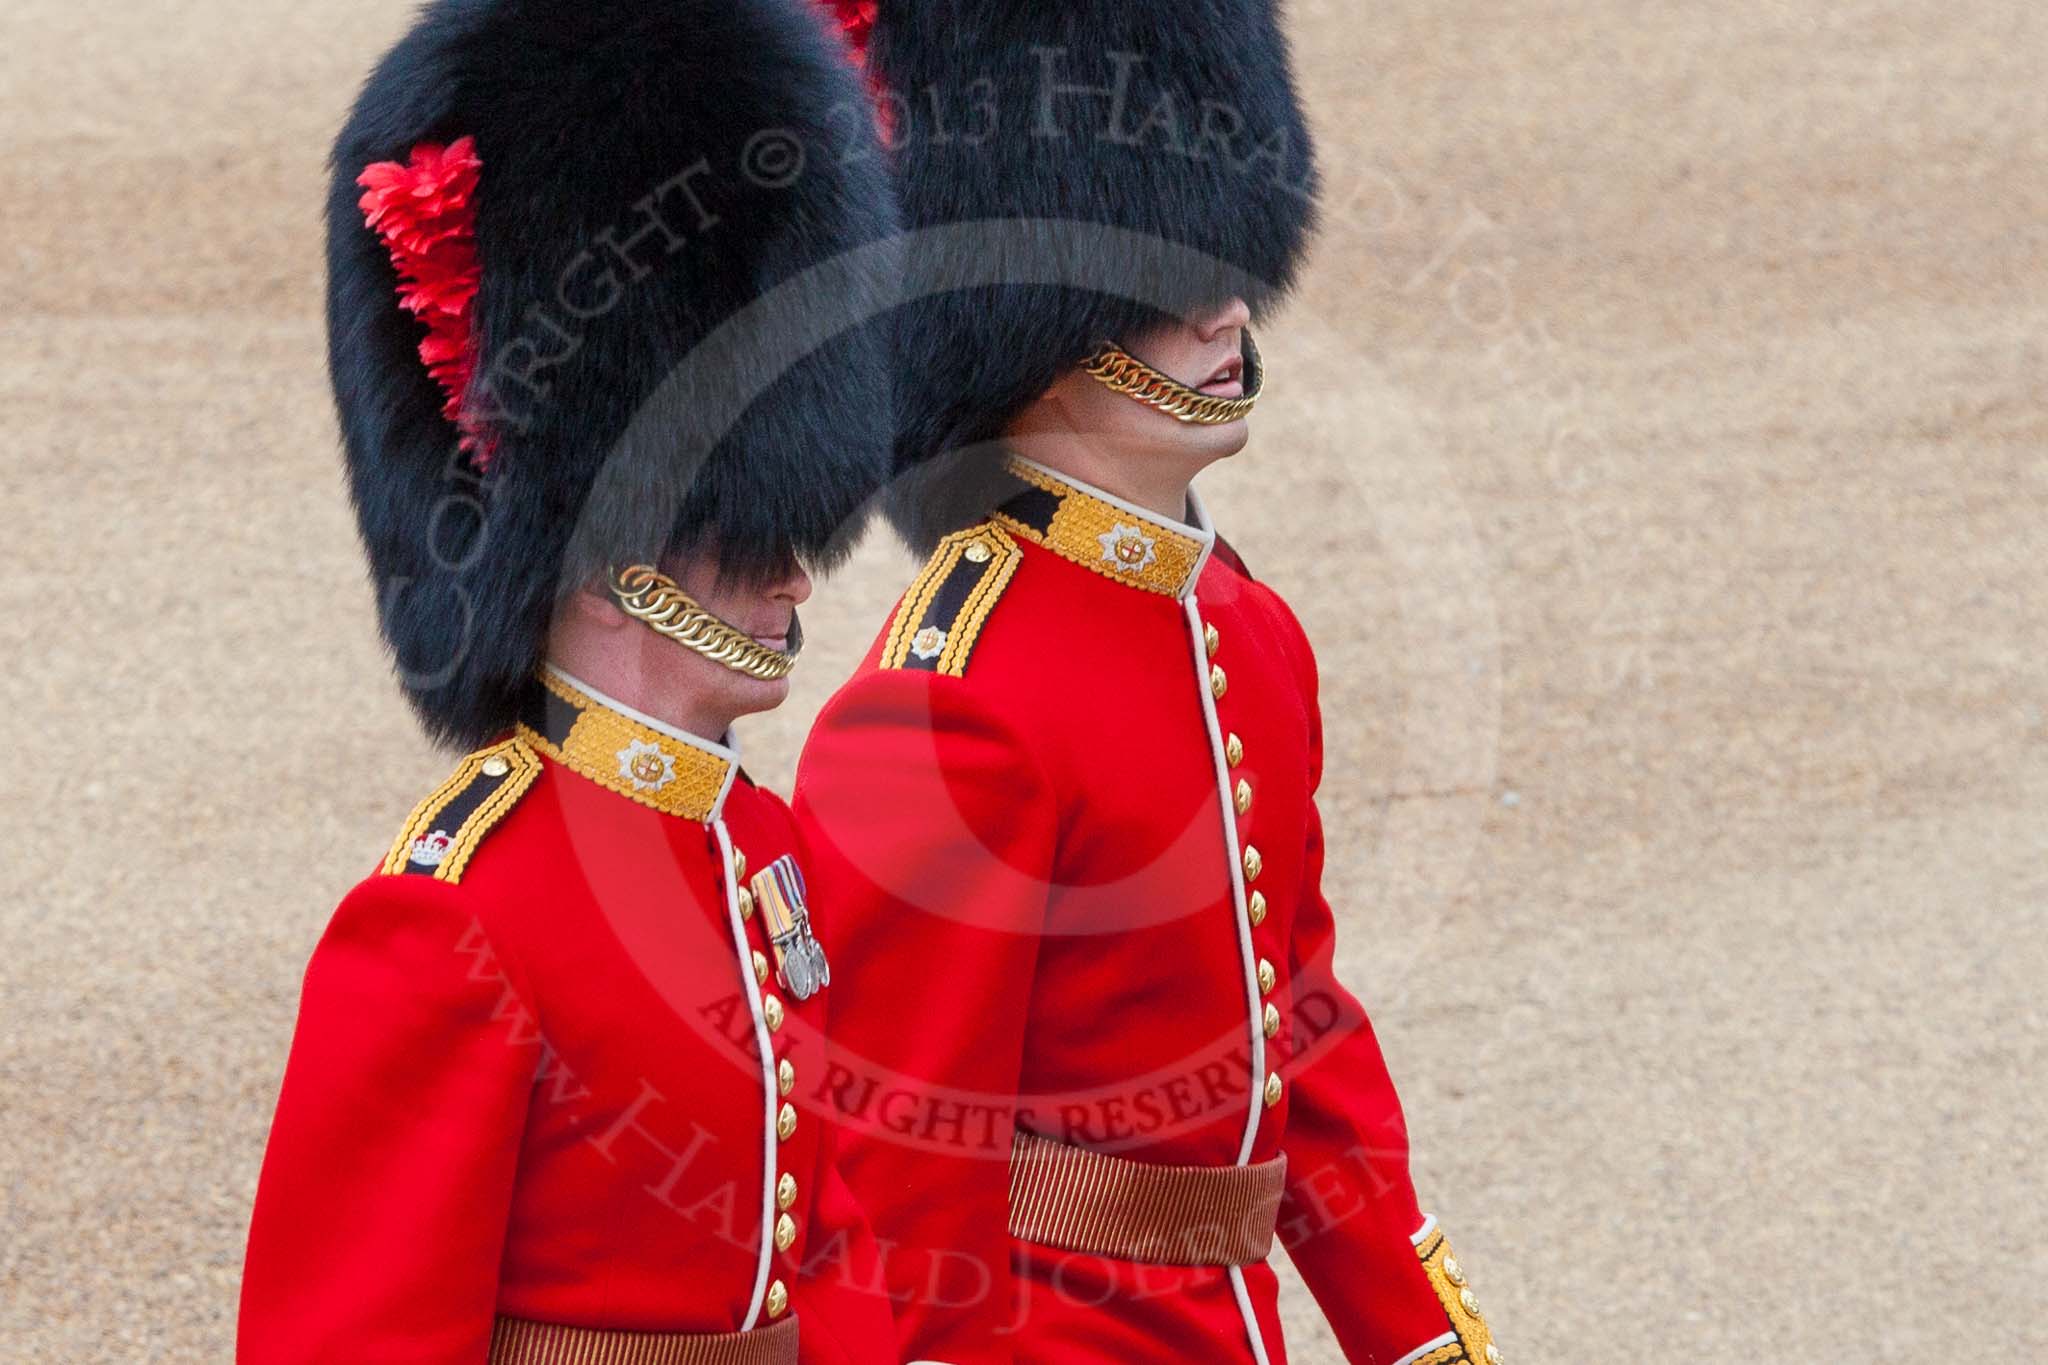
[750,855,831,1001]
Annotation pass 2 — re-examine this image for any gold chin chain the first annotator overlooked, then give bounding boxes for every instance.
[1081,329,1264,424]
[608,565,800,681]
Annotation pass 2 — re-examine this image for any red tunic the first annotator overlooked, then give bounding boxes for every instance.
[794,459,1498,1364]
[240,669,895,1363]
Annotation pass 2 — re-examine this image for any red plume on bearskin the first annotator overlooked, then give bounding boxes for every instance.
[821,0,876,56]
[355,137,490,466]
[351,1,879,475]
[327,0,900,748]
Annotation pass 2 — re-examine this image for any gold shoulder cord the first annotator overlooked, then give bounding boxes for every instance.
[1081,329,1264,424]
[608,565,799,681]
[380,737,542,884]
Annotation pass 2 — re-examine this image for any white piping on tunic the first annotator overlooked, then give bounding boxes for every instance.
[1185,489,1273,1365]
[712,815,778,1329]
[1196,597,1274,1365]
[1411,1213,1439,1246]
[1184,591,1266,1168]
[1169,487,1262,1166]
[1227,1265,1275,1365]
[1182,487,1220,586]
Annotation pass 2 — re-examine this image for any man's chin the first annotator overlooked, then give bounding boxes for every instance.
[725,673,793,720]
[1187,416,1252,459]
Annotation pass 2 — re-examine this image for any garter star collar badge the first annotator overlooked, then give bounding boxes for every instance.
[1098,524,1159,575]
[617,739,677,794]
[910,626,948,661]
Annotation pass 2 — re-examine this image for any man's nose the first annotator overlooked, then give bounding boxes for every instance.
[772,565,815,607]
[1192,296,1252,340]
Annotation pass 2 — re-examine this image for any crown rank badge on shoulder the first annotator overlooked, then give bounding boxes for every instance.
[750,856,830,1001]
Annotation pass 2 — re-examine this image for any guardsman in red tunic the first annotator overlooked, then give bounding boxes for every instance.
[792,3,1504,1362]
[239,1,903,1360]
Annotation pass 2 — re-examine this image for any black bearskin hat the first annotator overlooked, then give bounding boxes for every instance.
[329,0,899,747]
[868,0,1320,550]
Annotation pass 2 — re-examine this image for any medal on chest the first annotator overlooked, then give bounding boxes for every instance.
[750,856,831,1001]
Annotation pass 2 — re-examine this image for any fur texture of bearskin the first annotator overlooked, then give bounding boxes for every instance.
[330,0,899,747]
[868,0,1319,550]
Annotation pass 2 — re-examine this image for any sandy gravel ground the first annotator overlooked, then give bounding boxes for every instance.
[2,1,2043,1360]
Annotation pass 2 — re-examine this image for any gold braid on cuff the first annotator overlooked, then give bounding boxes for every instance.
[608,565,799,682]
[1081,329,1264,424]
[1416,1223,1501,1365]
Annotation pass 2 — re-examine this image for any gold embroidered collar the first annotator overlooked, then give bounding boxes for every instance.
[516,667,740,823]
[989,455,1216,601]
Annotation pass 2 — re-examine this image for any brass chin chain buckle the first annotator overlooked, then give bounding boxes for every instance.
[608,565,800,681]
[1081,328,1264,424]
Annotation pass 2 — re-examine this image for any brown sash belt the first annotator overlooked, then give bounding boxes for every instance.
[489,1314,798,1365]
[1007,1130,1287,1267]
